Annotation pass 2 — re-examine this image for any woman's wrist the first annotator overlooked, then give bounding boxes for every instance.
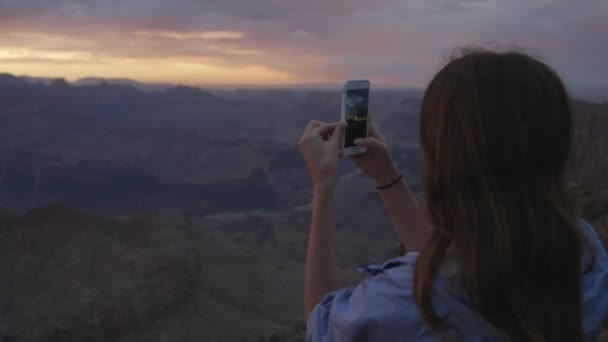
[377,173,403,190]
[312,182,335,224]
[374,166,401,188]
[313,179,336,197]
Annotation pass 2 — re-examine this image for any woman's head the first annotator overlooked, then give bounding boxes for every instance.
[414,48,592,341]
[420,49,572,200]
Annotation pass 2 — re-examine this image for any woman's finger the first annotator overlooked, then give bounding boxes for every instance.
[353,137,386,150]
[316,122,340,136]
[305,120,326,132]
[367,117,384,141]
[299,121,322,148]
[330,121,348,145]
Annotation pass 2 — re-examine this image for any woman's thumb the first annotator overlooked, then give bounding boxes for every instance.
[354,137,385,150]
[331,121,348,144]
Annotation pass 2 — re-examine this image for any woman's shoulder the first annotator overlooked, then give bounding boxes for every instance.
[342,252,421,317]
[307,253,434,341]
[577,218,608,338]
[307,252,505,341]
[308,220,608,341]
[578,218,607,256]
[356,252,418,279]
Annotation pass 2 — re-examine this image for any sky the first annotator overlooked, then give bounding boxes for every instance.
[0,0,607,87]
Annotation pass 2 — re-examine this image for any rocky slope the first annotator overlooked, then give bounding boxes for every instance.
[0,195,400,342]
[0,73,422,218]
[0,74,606,340]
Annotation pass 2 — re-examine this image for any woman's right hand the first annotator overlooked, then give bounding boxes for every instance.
[351,118,400,187]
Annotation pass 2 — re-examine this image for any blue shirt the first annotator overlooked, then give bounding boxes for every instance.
[307,219,608,341]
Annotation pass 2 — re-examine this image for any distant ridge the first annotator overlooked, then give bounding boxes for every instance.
[74,77,174,91]
[2,72,607,101]
[569,85,608,104]
[0,73,66,86]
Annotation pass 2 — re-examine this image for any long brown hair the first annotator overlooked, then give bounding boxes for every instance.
[414,48,593,341]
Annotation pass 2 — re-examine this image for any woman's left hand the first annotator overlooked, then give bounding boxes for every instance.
[298,120,348,192]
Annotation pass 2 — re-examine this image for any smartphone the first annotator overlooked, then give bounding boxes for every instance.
[341,80,370,156]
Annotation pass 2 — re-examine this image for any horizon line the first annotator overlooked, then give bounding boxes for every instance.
[4,72,426,91]
[3,71,608,94]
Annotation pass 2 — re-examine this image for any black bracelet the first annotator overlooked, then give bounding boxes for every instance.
[376,174,403,190]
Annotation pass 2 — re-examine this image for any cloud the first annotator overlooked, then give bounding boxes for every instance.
[132,30,244,40]
[0,0,606,86]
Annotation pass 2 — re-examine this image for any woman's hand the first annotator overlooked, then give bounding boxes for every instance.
[301,121,345,319]
[351,118,400,187]
[298,120,348,193]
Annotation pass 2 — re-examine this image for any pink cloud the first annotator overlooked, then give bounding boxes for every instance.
[0,0,607,86]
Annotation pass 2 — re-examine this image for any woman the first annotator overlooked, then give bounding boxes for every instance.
[298,49,608,341]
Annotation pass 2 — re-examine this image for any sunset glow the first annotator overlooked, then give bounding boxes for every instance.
[1,0,607,87]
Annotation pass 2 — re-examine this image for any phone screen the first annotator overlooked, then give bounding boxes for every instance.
[344,88,369,147]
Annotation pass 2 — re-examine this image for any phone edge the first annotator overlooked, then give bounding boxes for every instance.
[341,80,370,156]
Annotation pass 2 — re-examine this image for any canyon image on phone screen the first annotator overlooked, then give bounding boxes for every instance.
[344,88,369,147]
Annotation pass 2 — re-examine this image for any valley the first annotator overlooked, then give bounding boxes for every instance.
[0,74,606,341]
